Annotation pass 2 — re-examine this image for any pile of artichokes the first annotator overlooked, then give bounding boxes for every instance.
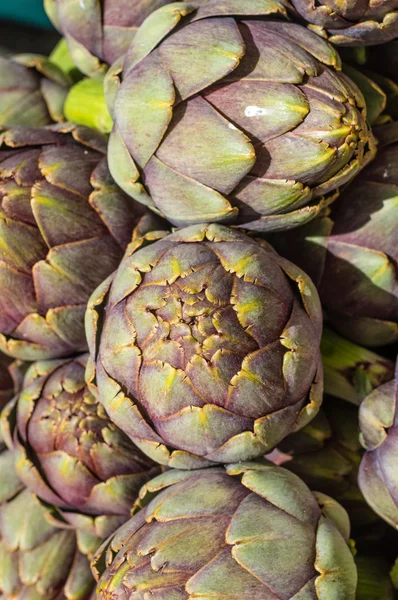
[0,1,397,598]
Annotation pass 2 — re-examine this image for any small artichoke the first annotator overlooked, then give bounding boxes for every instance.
[0,124,144,361]
[3,354,160,543]
[358,365,398,529]
[0,428,94,600]
[105,1,376,232]
[45,0,176,76]
[291,0,398,46]
[93,464,357,599]
[278,397,379,527]
[0,54,71,128]
[86,223,323,469]
[268,121,398,347]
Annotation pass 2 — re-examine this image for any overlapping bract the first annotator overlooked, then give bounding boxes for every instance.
[106,1,376,232]
[86,223,323,469]
[291,0,398,46]
[0,54,70,128]
[93,464,357,599]
[0,124,144,361]
[358,366,398,529]
[45,0,176,76]
[269,122,398,347]
[3,354,159,544]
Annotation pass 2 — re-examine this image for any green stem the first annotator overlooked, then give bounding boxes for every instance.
[64,78,113,134]
[321,328,394,405]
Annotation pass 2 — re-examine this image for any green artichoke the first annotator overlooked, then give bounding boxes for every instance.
[268,121,398,347]
[2,354,160,548]
[103,1,376,232]
[358,365,398,529]
[0,54,71,128]
[86,223,323,469]
[45,0,176,76]
[0,419,95,600]
[93,464,357,599]
[290,0,398,46]
[0,124,144,361]
[277,397,379,528]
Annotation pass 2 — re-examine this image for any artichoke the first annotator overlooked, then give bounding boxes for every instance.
[278,397,379,528]
[2,354,160,548]
[0,415,95,600]
[268,121,398,347]
[358,365,398,529]
[0,124,144,361]
[291,0,398,46]
[45,0,176,76]
[92,464,357,599]
[102,1,376,232]
[86,223,323,469]
[0,54,71,128]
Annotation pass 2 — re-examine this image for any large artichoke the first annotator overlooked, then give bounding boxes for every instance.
[103,1,376,232]
[0,124,144,361]
[2,354,160,550]
[45,0,176,76]
[93,464,357,599]
[86,223,323,469]
[277,397,379,528]
[268,121,398,347]
[0,54,71,128]
[291,0,398,46]
[358,364,398,529]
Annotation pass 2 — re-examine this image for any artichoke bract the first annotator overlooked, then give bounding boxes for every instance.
[93,464,357,599]
[86,223,323,469]
[269,122,398,347]
[291,0,398,46]
[3,354,160,543]
[0,124,144,361]
[104,1,376,232]
[358,365,398,530]
[278,398,378,528]
[45,0,176,76]
[0,54,71,128]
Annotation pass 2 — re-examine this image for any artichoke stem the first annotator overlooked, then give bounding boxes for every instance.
[64,77,113,133]
[321,328,394,405]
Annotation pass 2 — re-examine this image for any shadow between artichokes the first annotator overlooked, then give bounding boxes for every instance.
[86,223,324,469]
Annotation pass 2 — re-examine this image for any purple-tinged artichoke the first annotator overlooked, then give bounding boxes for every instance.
[101,1,376,233]
[86,223,323,469]
[92,464,357,599]
[0,124,144,361]
[0,54,71,129]
[278,397,379,528]
[291,0,398,46]
[268,121,398,347]
[358,363,398,530]
[2,354,160,543]
[45,0,177,76]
